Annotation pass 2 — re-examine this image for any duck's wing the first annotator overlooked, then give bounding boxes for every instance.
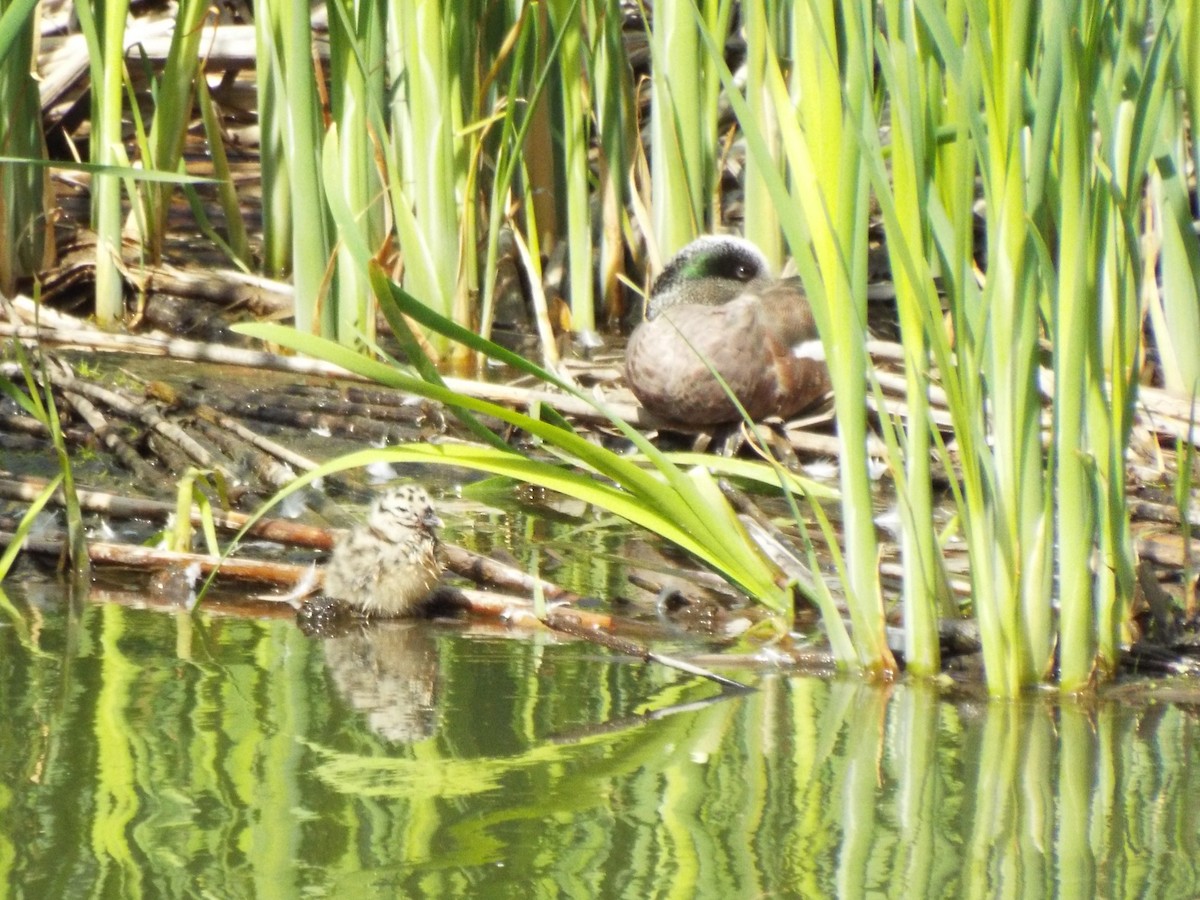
[626,299,780,427]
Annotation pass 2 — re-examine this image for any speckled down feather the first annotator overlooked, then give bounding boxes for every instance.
[323,486,443,617]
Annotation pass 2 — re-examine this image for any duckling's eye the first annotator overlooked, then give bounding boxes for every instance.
[734,263,754,280]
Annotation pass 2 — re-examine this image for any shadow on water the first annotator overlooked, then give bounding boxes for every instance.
[1,579,1199,898]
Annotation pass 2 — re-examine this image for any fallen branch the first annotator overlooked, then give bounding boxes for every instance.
[436,585,753,692]
[0,475,336,549]
[544,607,754,691]
[439,542,584,604]
[4,531,317,590]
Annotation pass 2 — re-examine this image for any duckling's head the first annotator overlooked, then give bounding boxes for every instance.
[368,485,442,545]
[647,235,774,318]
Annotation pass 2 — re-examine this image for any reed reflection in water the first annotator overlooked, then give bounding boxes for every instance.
[0,595,1196,897]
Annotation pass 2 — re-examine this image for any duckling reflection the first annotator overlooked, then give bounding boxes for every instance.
[322,622,441,744]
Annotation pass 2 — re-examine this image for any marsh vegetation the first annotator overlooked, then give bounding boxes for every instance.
[2,0,1200,693]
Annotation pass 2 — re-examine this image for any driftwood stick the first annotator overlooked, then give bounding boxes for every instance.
[195,399,323,475]
[783,426,883,459]
[90,586,299,619]
[204,390,416,443]
[0,476,336,549]
[0,319,320,369]
[435,585,601,627]
[0,411,51,437]
[255,384,433,424]
[58,388,166,487]
[543,607,754,691]
[190,417,297,490]
[1128,496,1200,529]
[41,24,287,115]
[340,383,445,411]
[125,261,294,316]
[440,544,757,648]
[4,531,318,589]
[146,379,324,477]
[0,303,650,426]
[144,430,199,477]
[1135,530,1200,569]
[52,363,224,473]
[439,542,583,603]
[437,586,752,691]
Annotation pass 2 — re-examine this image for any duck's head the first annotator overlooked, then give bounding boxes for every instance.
[647,235,774,318]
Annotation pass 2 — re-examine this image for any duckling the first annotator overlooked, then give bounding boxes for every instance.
[323,486,443,617]
[625,236,830,430]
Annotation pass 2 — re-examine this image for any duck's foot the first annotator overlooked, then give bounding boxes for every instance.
[692,419,803,471]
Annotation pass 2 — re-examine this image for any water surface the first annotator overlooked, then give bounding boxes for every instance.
[2,582,1198,898]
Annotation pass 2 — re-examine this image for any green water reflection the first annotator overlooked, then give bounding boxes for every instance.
[1,586,1198,898]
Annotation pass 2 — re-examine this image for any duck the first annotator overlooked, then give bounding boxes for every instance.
[625,236,830,430]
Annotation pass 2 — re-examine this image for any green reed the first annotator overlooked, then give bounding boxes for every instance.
[870,0,1175,693]
[1150,0,1200,397]
[870,0,954,676]
[0,0,51,297]
[3,2,1198,692]
[739,0,781,269]
[646,0,729,260]
[257,0,332,333]
[690,0,1192,692]
[548,0,593,334]
[588,0,634,322]
[73,0,130,324]
[325,0,386,345]
[0,338,88,594]
[127,0,209,264]
[389,0,461,342]
[713,1,894,674]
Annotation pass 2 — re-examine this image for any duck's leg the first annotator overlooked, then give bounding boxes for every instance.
[733,419,805,473]
[702,423,745,457]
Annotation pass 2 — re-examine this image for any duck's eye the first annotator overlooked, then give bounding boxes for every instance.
[735,263,753,280]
